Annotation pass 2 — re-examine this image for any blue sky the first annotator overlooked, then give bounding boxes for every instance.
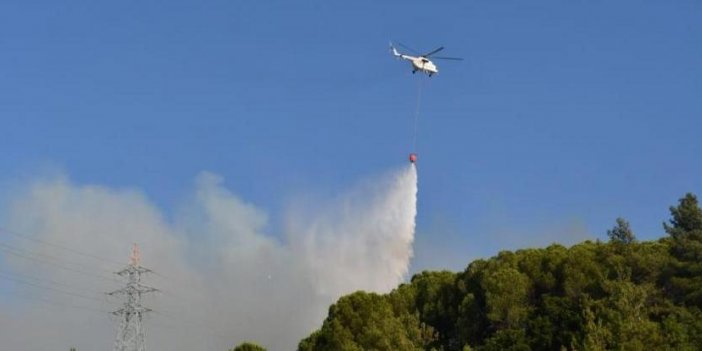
[2,0,701,271]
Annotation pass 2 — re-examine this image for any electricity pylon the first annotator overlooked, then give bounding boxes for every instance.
[109,244,157,351]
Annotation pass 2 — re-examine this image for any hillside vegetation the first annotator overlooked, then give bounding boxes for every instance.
[297,193,702,351]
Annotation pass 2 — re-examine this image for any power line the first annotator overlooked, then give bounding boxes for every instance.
[11,289,112,314]
[0,271,108,303]
[0,244,120,283]
[0,227,179,286]
[0,241,119,275]
[0,252,234,348]
[0,241,204,309]
[3,283,230,349]
[0,226,199,298]
[0,269,110,296]
[2,292,111,351]
[0,225,126,266]
[0,227,243,347]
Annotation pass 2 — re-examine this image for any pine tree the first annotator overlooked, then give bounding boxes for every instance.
[663,193,702,306]
[608,217,636,244]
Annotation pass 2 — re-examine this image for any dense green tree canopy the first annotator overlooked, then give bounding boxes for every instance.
[298,291,434,351]
[230,342,267,351]
[297,193,702,351]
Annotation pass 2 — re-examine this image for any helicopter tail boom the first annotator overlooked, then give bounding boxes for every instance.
[390,43,402,58]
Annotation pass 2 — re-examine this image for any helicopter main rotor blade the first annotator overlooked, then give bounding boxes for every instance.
[423,46,445,57]
[396,42,420,55]
[432,56,464,61]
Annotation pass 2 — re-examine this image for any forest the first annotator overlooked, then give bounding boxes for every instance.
[294,193,702,351]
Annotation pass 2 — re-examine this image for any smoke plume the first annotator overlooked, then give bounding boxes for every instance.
[0,165,418,350]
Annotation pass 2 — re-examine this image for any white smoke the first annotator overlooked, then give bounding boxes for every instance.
[0,165,418,350]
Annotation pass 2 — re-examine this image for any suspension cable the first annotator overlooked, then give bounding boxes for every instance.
[412,75,425,153]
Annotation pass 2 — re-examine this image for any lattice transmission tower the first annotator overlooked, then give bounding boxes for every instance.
[109,244,158,351]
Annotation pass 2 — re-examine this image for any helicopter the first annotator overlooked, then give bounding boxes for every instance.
[390,42,463,76]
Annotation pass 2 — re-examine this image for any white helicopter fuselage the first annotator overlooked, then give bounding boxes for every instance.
[392,47,438,76]
[406,55,438,75]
